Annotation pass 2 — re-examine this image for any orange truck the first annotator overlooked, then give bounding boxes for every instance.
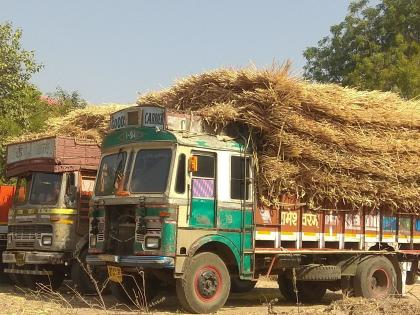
[0,185,15,278]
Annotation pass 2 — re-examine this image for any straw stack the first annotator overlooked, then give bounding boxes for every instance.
[8,104,129,144]
[138,65,420,213]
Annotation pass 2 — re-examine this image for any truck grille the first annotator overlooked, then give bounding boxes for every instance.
[9,225,53,240]
[15,240,35,248]
[107,206,136,256]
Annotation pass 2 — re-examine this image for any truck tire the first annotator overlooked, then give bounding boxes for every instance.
[71,248,96,295]
[8,272,26,287]
[277,273,326,303]
[230,276,257,293]
[0,264,12,284]
[23,269,64,291]
[353,256,397,298]
[176,252,230,313]
[405,260,418,285]
[291,265,341,281]
[110,273,159,306]
[406,271,418,285]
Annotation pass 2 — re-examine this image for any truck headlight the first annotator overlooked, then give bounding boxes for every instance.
[42,235,52,246]
[145,237,160,249]
[90,235,97,247]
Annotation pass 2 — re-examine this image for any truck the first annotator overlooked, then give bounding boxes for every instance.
[87,105,420,313]
[2,136,101,292]
[0,185,15,280]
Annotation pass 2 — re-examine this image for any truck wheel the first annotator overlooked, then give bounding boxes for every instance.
[0,264,12,284]
[230,276,257,293]
[71,248,97,295]
[353,256,397,298]
[176,252,230,314]
[110,273,159,306]
[405,260,418,285]
[277,273,326,303]
[8,273,26,287]
[406,271,418,285]
[23,271,64,291]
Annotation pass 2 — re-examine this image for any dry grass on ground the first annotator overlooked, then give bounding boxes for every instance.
[1,279,420,315]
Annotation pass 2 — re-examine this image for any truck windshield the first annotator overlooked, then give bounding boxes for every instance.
[29,173,63,205]
[95,151,127,196]
[14,175,32,205]
[130,149,172,193]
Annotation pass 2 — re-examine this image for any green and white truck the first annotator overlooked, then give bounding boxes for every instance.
[87,105,420,313]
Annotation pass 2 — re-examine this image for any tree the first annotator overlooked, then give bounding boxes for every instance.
[303,0,420,99]
[48,87,87,114]
[0,23,88,183]
[0,22,49,182]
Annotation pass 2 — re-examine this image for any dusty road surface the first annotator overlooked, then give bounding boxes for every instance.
[0,278,419,315]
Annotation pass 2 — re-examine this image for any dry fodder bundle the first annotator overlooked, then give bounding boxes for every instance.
[323,297,420,315]
[8,104,130,144]
[138,64,420,213]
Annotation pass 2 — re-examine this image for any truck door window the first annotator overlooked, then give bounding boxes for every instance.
[192,155,215,198]
[30,173,62,205]
[65,173,77,208]
[192,155,214,178]
[230,156,250,200]
[95,152,127,196]
[14,175,32,205]
[130,149,172,193]
[175,154,186,194]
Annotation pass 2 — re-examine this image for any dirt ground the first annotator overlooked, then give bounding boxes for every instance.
[0,278,419,315]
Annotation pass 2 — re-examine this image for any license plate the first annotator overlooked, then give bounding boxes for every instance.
[98,254,119,263]
[107,265,122,283]
[15,253,25,266]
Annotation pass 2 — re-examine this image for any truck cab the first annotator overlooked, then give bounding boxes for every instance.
[87,105,254,311]
[3,136,100,291]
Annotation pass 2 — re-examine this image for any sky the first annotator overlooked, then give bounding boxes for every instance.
[0,1,350,104]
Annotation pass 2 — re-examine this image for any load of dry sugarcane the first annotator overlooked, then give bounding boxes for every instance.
[137,64,420,213]
[9,104,129,144]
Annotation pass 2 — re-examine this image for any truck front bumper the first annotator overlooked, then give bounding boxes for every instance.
[86,254,175,269]
[2,251,66,265]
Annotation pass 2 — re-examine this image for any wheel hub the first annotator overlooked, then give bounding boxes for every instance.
[370,269,389,295]
[197,270,219,298]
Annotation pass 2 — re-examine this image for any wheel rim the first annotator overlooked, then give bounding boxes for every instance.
[194,265,222,302]
[370,268,389,297]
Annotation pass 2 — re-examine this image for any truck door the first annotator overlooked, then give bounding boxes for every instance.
[189,153,216,228]
[76,173,96,235]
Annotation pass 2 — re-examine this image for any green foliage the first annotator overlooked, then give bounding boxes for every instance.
[0,22,48,183]
[0,23,89,183]
[303,0,420,99]
[48,86,87,115]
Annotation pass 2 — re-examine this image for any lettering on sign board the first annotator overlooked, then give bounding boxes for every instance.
[365,215,380,230]
[281,212,298,226]
[7,138,55,164]
[110,111,127,130]
[280,212,319,227]
[142,107,165,129]
[119,130,143,143]
[325,214,337,226]
[302,213,319,227]
[345,214,361,229]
